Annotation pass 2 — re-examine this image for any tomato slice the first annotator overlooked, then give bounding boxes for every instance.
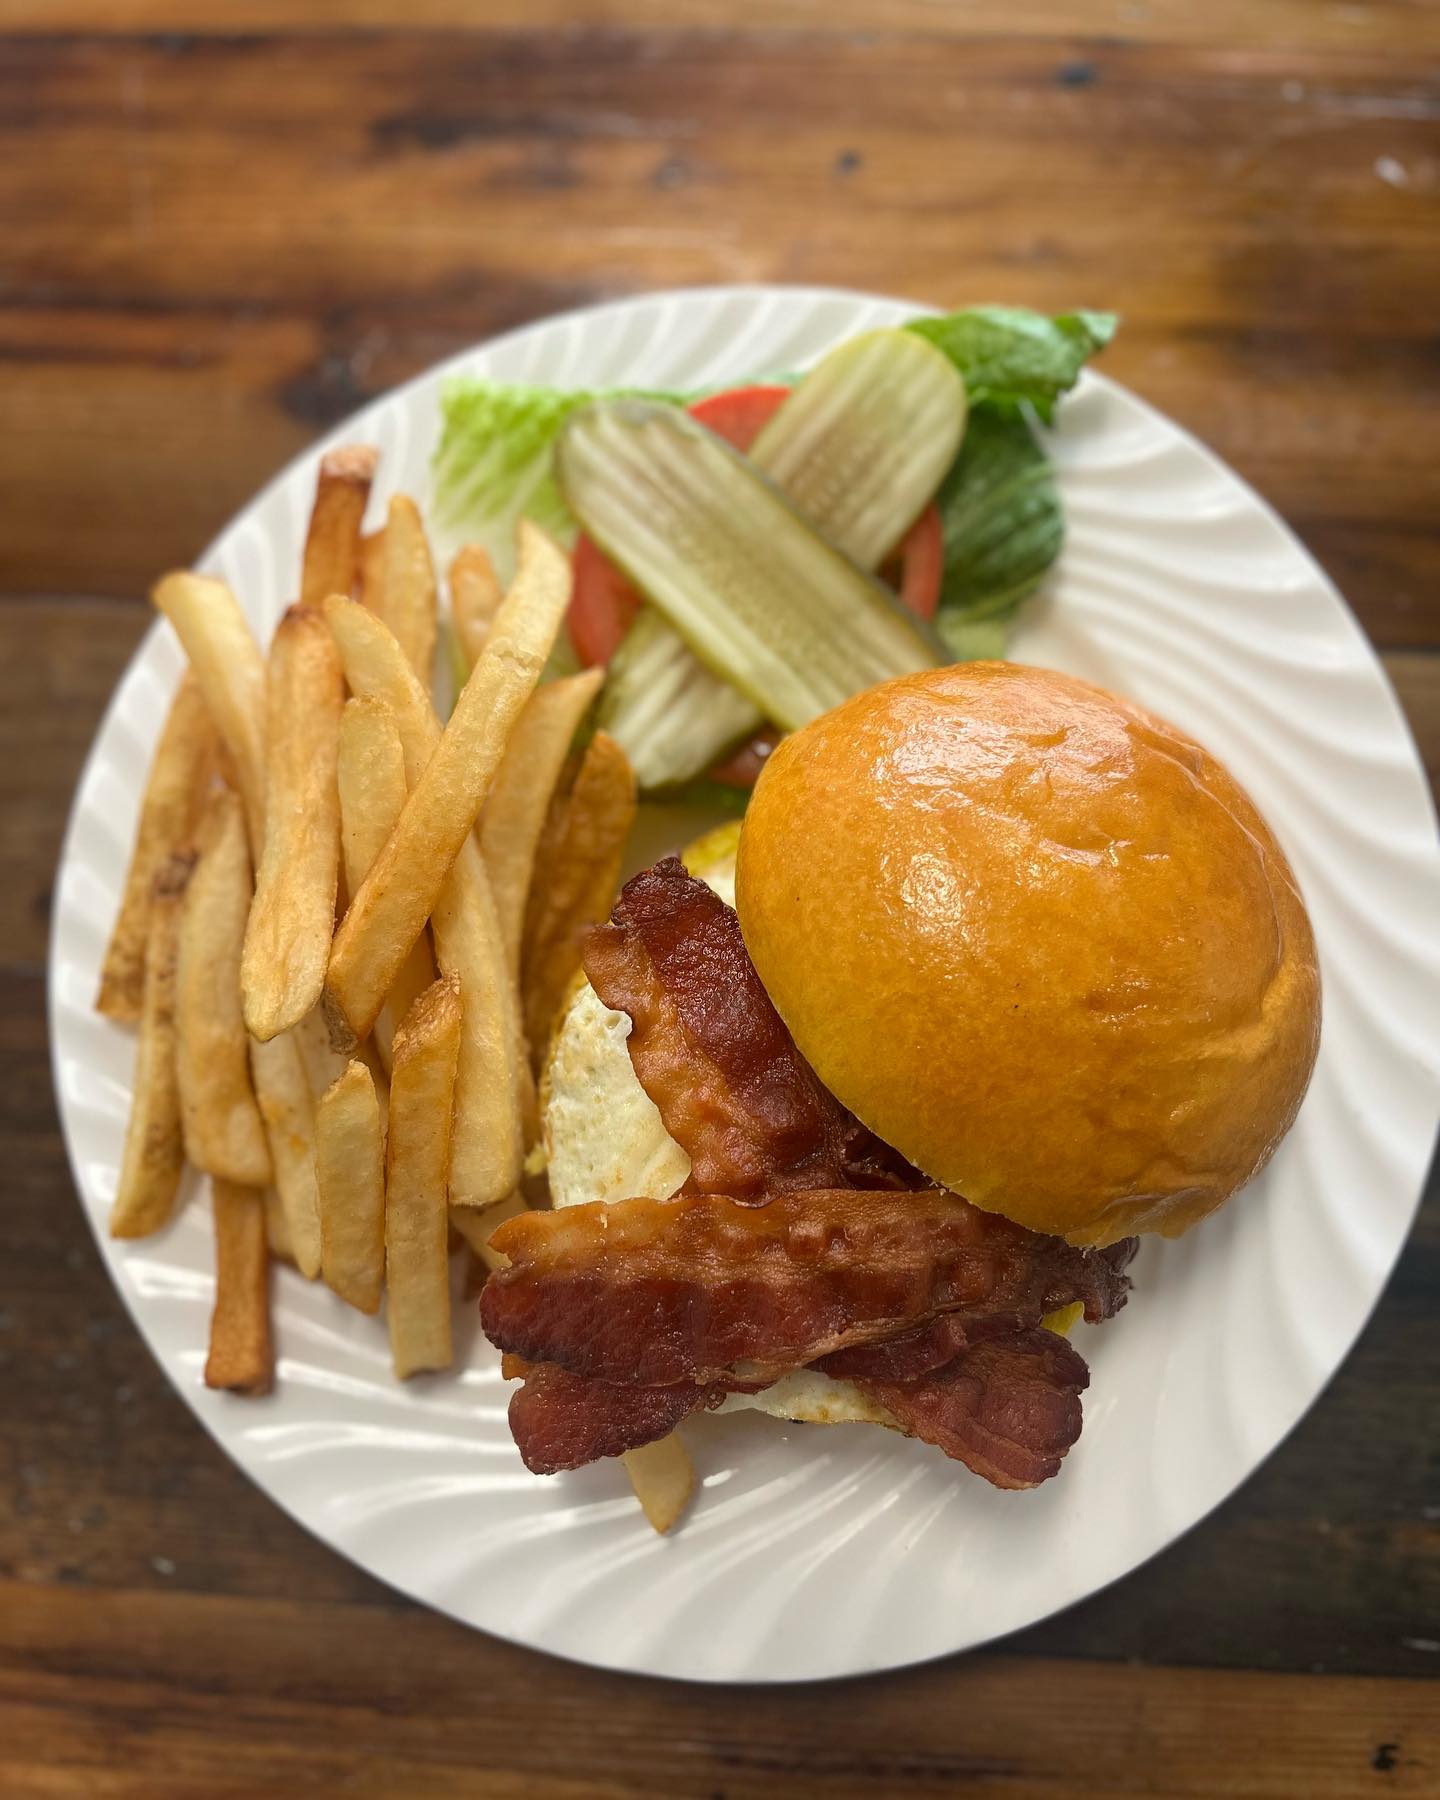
[686,384,791,454]
[895,503,944,621]
[568,532,640,668]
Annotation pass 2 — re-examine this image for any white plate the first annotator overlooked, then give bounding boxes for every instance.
[50,286,1440,1683]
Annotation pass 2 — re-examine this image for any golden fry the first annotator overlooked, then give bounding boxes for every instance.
[336,694,437,1069]
[249,1028,321,1279]
[327,598,526,1206]
[522,731,636,1063]
[111,854,195,1237]
[358,526,386,611]
[385,976,463,1378]
[449,543,502,669]
[622,1435,696,1536]
[434,840,531,1205]
[263,1186,294,1265]
[97,674,216,1021]
[370,494,437,684]
[301,443,377,608]
[316,1060,386,1315]
[481,668,603,978]
[448,1191,527,1273]
[325,522,571,1041]
[176,789,271,1185]
[293,1003,350,1099]
[241,605,343,1041]
[337,695,408,890]
[151,571,267,852]
[204,1181,273,1395]
[325,599,447,789]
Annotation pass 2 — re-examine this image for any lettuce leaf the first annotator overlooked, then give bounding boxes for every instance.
[906,307,1115,424]
[916,307,1114,656]
[931,408,1062,657]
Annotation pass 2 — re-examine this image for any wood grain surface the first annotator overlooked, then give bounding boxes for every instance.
[1,5,1436,1796]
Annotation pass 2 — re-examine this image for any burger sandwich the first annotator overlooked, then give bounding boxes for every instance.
[479,661,1321,1493]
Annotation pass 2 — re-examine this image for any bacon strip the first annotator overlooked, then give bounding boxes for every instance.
[503,1324,976,1477]
[482,1188,1133,1387]
[816,1314,973,1382]
[583,857,918,1198]
[507,1362,726,1475]
[505,1320,1089,1488]
[861,1325,1090,1490]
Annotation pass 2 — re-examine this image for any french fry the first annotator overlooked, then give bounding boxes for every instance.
[336,694,437,1068]
[325,598,448,787]
[111,853,195,1238]
[433,842,531,1203]
[326,597,527,1207]
[293,1003,351,1099]
[622,1435,696,1536]
[241,605,343,1041]
[316,1060,385,1315]
[359,1039,391,1138]
[204,1181,273,1395]
[385,976,462,1378]
[370,494,437,684]
[263,1186,294,1266]
[481,668,603,978]
[358,526,386,610]
[325,521,572,1042]
[176,789,271,1185]
[522,731,636,1063]
[151,572,268,852]
[301,444,377,608]
[249,1028,321,1279]
[448,1191,527,1273]
[97,674,216,1021]
[449,543,502,668]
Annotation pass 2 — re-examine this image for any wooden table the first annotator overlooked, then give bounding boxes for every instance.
[3,5,1436,1794]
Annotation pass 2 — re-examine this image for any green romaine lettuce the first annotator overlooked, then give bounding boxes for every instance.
[906,307,1115,423]
[931,408,1064,656]
[915,308,1115,655]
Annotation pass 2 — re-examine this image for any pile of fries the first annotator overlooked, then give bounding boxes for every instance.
[98,448,637,1411]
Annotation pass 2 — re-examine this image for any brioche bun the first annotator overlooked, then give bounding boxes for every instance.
[735,663,1320,1245]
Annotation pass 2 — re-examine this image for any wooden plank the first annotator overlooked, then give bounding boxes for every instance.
[1,1579,1436,1797]
[4,0,1440,55]
[0,33,1436,646]
[1385,651,1440,795]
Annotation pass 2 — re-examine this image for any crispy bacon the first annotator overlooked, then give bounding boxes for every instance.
[816,1314,974,1382]
[861,1324,1090,1490]
[583,856,918,1198]
[504,1321,981,1474]
[481,1188,1133,1387]
[507,1362,726,1474]
[505,1320,1088,1488]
